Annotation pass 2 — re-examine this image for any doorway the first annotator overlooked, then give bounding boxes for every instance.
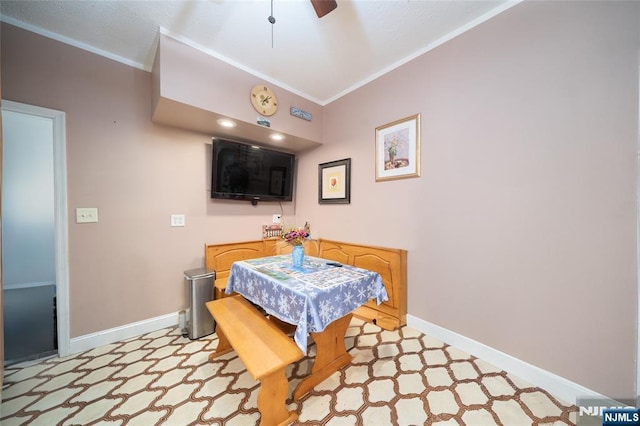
[1,100,69,364]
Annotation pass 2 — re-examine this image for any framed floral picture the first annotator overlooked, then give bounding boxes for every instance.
[375,113,421,181]
[318,158,351,204]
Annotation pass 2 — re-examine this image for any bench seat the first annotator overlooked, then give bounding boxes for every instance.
[206,295,303,426]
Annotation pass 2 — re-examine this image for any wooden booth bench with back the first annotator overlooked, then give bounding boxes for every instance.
[205,238,407,330]
[204,238,406,426]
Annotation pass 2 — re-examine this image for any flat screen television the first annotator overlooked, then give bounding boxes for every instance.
[211,138,295,203]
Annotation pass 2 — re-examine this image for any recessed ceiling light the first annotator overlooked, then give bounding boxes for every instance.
[217,118,236,128]
[270,133,284,141]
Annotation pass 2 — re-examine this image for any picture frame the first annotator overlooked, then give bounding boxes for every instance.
[318,158,351,204]
[375,113,421,181]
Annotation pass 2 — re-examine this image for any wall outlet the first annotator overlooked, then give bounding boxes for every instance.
[76,207,98,223]
[171,214,185,227]
[273,214,282,224]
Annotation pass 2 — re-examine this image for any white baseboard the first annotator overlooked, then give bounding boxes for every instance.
[69,312,180,355]
[407,314,608,404]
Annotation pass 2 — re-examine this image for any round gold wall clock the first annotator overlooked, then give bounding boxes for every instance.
[250,85,278,116]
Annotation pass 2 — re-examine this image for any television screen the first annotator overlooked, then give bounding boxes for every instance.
[211,139,295,202]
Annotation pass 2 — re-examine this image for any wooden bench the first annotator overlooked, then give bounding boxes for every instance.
[206,295,303,426]
[204,240,267,301]
[205,238,406,330]
[317,239,407,330]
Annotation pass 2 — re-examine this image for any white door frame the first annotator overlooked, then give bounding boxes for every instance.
[637,60,640,405]
[2,100,70,357]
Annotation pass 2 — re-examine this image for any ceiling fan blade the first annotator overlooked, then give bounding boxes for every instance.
[310,0,337,18]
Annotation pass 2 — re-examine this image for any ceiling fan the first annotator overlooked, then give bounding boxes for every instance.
[266,0,337,46]
[310,0,338,18]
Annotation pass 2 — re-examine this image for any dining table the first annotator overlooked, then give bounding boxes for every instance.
[226,253,388,400]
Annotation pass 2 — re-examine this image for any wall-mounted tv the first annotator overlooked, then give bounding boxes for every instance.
[211,138,295,204]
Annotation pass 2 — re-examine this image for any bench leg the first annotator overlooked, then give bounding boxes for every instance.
[292,313,353,400]
[257,368,298,426]
[208,325,234,362]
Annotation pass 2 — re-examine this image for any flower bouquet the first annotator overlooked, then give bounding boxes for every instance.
[281,223,311,268]
[282,227,310,246]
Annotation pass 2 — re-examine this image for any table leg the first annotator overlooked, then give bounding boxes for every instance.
[292,313,353,401]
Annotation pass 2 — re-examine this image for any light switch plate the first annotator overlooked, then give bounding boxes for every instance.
[171,214,185,227]
[76,207,98,223]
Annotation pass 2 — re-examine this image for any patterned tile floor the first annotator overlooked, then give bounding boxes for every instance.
[1,318,578,425]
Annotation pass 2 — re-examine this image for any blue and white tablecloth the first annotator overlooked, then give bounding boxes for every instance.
[226,255,388,354]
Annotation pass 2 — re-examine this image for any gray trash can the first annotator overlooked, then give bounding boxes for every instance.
[184,268,216,339]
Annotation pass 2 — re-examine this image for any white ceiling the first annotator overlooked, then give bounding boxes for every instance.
[0,0,517,105]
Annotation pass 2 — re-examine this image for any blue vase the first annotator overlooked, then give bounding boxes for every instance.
[292,245,305,269]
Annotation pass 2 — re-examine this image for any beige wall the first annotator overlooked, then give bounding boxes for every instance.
[155,34,324,146]
[1,0,638,399]
[296,1,639,398]
[1,24,296,337]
